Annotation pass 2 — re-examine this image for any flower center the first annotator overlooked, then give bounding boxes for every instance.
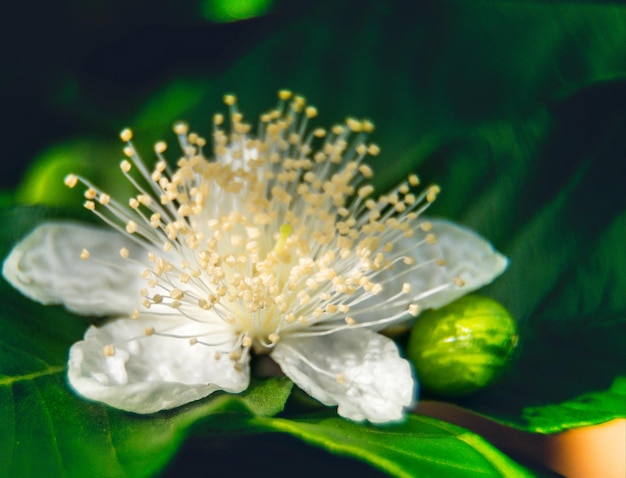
[66,91,456,362]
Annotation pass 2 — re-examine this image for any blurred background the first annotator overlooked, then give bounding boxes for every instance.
[4,0,624,210]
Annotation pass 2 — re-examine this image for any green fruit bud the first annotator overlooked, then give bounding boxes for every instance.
[407,295,518,397]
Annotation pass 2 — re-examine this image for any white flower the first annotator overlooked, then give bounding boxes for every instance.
[2,91,507,423]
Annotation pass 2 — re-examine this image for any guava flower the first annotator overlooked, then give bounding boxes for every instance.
[2,91,507,423]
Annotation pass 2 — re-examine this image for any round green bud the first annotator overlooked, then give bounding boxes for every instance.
[407,295,518,397]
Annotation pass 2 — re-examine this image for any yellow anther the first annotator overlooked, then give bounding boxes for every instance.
[419,221,432,232]
[126,220,138,234]
[144,326,155,336]
[170,288,184,300]
[367,144,380,156]
[358,185,374,198]
[454,277,466,287]
[189,338,198,346]
[305,106,318,118]
[408,304,420,317]
[173,122,189,135]
[425,233,437,245]
[332,125,345,135]
[64,174,78,188]
[268,333,280,344]
[154,141,167,154]
[150,213,161,228]
[84,200,95,211]
[120,128,133,142]
[427,185,441,202]
[346,117,362,132]
[278,90,292,101]
[336,373,346,384]
[103,344,116,357]
[408,174,420,186]
[313,128,326,138]
[345,317,356,326]
[402,283,411,294]
[80,249,90,260]
[98,194,110,205]
[365,199,377,210]
[223,94,237,106]
[84,188,97,200]
[120,160,132,173]
[119,247,129,259]
[359,165,374,178]
[242,336,252,347]
[293,95,306,110]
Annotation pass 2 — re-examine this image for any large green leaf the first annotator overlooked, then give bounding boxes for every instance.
[250,414,535,478]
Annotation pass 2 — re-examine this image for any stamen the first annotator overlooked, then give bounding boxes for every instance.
[67,92,444,356]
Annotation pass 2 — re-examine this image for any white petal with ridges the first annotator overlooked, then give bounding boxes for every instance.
[68,315,249,413]
[271,329,415,423]
[353,219,508,328]
[404,219,508,310]
[2,222,145,316]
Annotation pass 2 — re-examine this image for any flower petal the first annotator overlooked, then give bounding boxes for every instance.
[403,219,508,310]
[2,222,145,316]
[272,329,415,423]
[68,315,249,413]
[353,219,508,327]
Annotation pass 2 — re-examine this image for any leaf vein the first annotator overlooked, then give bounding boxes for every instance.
[0,365,65,386]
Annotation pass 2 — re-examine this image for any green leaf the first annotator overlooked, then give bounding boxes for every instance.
[200,0,276,23]
[248,414,534,478]
[14,139,134,209]
[458,210,626,432]
[0,206,293,478]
